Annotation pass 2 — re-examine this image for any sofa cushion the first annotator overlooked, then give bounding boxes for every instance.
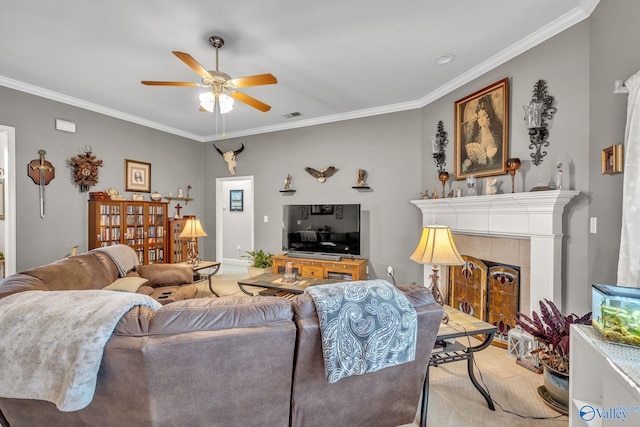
[137,264,193,287]
[103,277,149,293]
[20,254,114,291]
[146,296,293,335]
[0,274,48,299]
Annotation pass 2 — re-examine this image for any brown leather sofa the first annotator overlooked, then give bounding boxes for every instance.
[0,253,443,427]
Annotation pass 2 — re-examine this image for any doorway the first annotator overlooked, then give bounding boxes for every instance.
[215,176,254,272]
[0,125,16,276]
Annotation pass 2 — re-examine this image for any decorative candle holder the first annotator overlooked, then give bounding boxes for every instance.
[506,158,521,193]
[283,261,296,283]
[438,171,449,198]
[432,121,450,197]
[523,80,556,166]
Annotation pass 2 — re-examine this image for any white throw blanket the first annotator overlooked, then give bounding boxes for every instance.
[306,280,417,383]
[0,290,161,411]
[91,244,139,277]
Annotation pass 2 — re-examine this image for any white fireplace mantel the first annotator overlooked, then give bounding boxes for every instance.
[411,190,579,313]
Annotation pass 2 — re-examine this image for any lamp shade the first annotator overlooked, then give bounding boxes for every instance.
[179,218,208,238]
[410,225,464,266]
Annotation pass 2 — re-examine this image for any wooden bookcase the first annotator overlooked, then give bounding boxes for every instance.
[88,200,168,264]
[271,253,367,281]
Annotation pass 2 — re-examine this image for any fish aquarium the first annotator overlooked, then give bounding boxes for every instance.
[592,284,640,348]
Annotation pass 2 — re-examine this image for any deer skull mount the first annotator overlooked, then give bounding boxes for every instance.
[213,143,245,175]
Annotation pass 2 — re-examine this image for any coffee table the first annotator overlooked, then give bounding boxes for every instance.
[237,273,342,296]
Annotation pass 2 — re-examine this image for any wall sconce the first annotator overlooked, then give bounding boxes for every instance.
[432,120,449,197]
[523,80,556,166]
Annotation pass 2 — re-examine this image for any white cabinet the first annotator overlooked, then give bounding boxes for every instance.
[570,325,640,426]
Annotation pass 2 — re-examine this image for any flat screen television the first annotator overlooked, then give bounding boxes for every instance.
[282,204,361,256]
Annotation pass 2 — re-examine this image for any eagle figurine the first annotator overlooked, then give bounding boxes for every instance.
[305,166,338,183]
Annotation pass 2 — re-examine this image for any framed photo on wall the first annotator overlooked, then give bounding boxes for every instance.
[454,78,509,180]
[601,144,624,174]
[230,189,244,212]
[125,159,151,192]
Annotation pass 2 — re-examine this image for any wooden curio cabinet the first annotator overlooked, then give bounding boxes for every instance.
[89,200,168,264]
[167,217,190,263]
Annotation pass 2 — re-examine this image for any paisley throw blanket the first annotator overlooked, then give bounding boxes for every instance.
[0,290,161,411]
[306,279,417,383]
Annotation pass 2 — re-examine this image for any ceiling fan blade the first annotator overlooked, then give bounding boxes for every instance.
[230,73,277,88]
[141,81,200,86]
[172,51,213,80]
[230,91,271,112]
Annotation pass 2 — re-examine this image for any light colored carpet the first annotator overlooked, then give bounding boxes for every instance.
[196,266,568,427]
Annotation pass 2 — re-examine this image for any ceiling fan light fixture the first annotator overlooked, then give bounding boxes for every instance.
[199,91,234,114]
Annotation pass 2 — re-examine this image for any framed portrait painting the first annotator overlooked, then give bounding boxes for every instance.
[125,159,151,192]
[230,189,244,212]
[454,78,509,180]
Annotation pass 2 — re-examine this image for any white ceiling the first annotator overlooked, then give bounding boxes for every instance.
[0,0,598,142]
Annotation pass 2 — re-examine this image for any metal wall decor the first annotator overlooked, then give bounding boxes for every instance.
[432,121,450,197]
[524,80,556,166]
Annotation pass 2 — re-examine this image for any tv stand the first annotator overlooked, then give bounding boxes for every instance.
[286,252,342,261]
[272,253,367,281]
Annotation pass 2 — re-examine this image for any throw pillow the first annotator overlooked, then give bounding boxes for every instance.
[103,277,149,293]
[137,264,193,288]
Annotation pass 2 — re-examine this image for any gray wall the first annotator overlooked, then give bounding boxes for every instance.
[0,86,205,270]
[202,111,424,285]
[421,22,591,315]
[0,0,634,315]
[588,1,640,291]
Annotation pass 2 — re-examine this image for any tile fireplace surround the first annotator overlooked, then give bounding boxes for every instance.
[411,190,579,315]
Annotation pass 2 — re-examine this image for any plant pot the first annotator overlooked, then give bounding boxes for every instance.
[247,266,271,277]
[541,364,569,411]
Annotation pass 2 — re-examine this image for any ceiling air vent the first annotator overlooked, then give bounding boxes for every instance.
[282,112,301,119]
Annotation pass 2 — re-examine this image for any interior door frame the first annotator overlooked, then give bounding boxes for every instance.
[215,176,254,273]
[0,125,16,276]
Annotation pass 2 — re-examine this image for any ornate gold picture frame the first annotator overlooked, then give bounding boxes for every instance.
[454,78,509,180]
[601,144,623,175]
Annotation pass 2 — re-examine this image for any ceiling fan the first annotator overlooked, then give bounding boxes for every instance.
[141,35,277,113]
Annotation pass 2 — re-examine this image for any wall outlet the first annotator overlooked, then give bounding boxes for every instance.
[590,217,597,234]
[387,266,394,277]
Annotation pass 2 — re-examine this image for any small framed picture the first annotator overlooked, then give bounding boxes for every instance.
[230,189,244,212]
[301,206,309,219]
[125,159,151,193]
[602,144,624,174]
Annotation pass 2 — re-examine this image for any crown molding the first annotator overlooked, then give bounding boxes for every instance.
[0,2,600,143]
[0,75,205,142]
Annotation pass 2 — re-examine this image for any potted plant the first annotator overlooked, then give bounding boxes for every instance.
[515,299,591,412]
[243,250,273,277]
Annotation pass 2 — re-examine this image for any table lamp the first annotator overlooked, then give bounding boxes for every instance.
[410,225,464,323]
[179,217,207,267]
